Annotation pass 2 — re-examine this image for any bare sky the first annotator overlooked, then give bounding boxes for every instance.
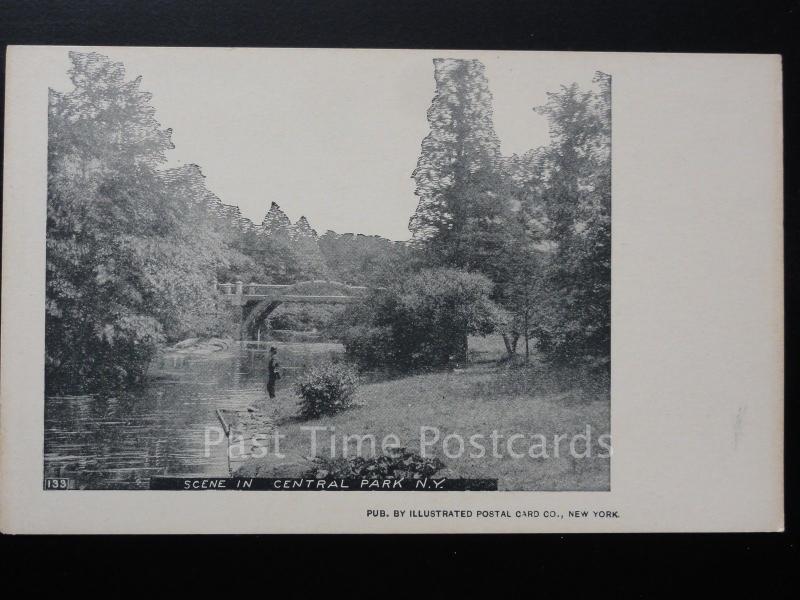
[51,48,604,240]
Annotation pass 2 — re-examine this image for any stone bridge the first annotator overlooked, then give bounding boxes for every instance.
[216,280,370,341]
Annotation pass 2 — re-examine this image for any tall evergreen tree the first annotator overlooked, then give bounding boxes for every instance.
[410,58,503,267]
[261,201,294,237]
[294,216,318,239]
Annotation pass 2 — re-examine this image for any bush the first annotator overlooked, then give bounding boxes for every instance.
[304,447,445,479]
[339,324,393,370]
[336,268,507,372]
[295,361,360,419]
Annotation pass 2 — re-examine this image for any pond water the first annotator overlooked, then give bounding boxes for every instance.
[44,343,344,490]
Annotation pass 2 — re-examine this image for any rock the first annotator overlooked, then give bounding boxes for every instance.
[174,338,200,349]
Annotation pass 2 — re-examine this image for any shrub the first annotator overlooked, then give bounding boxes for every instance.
[339,324,393,370]
[295,361,360,419]
[336,268,507,372]
[304,447,445,479]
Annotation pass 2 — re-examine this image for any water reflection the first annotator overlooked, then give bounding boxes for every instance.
[44,343,344,489]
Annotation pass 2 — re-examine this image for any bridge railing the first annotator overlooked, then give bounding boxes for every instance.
[215,280,371,297]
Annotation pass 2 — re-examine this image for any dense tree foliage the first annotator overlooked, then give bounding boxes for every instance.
[216,202,332,285]
[527,73,611,365]
[46,53,230,393]
[46,51,610,394]
[317,232,416,286]
[410,58,503,268]
[409,59,611,367]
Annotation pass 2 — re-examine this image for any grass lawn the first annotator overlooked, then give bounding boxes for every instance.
[238,336,610,491]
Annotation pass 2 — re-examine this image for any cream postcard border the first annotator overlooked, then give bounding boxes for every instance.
[1,47,783,533]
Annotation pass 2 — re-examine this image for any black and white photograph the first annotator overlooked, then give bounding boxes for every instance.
[42,49,611,491]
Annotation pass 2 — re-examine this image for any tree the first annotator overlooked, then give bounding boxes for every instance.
[158,165,233,338]
[46,52,228,393]
[317,231,417,286]
[252,203,330,282]
[467,148,548,359]
[288,216,329,280]
[261,201,294,237]
[294,216,317,239]
[410,58,503,267]
[530,72,611,366]
[495,209,548,362]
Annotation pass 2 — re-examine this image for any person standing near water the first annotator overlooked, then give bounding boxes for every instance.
[266,346,280,399]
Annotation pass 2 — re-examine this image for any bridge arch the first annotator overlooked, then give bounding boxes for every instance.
[241,300,283,340]
[219,279,374,341]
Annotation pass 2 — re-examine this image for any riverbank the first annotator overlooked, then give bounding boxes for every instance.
[236,338,610,491]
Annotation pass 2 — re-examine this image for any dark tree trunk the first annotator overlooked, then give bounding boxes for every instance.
[502,333,514,356]
[457,330,468,364]
[524,311,530,363]
[502,332,520,358]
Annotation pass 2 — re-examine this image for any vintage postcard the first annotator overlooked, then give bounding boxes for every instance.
[0,47,782,533]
